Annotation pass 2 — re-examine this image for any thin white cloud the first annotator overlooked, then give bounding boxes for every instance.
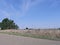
[21,0,45,15]
[0,0,21,18]
[0,0,60,19]
[0,0,47,18]
[22,0,30,15]
[0,9,10,18]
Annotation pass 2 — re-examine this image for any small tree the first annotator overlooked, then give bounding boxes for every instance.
[0,18,19,30]
[58,28,60,30]
[26,27,28,30]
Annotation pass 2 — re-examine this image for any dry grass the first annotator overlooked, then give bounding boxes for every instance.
[0,29,60,40]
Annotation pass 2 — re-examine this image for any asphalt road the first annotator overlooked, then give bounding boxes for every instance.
[0,34,60,45]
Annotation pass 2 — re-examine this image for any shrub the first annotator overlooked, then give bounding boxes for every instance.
[0,18,19,30]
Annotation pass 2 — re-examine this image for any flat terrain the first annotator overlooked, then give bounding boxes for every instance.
[0,34,60,45]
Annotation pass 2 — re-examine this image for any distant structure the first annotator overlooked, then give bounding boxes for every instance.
[26,27,29,30]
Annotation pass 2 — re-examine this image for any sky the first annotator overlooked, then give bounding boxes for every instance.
[0,0,60,29]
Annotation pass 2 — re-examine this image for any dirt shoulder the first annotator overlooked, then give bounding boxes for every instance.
[0,33,60,45]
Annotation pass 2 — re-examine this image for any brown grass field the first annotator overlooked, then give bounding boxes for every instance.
[0,29,60,40]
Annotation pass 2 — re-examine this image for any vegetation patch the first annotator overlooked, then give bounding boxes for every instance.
[0,31,60,41]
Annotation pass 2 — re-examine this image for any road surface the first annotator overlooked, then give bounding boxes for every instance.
[0,34,60,45]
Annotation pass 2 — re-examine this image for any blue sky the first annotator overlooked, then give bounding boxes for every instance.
[0,0,60,29]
